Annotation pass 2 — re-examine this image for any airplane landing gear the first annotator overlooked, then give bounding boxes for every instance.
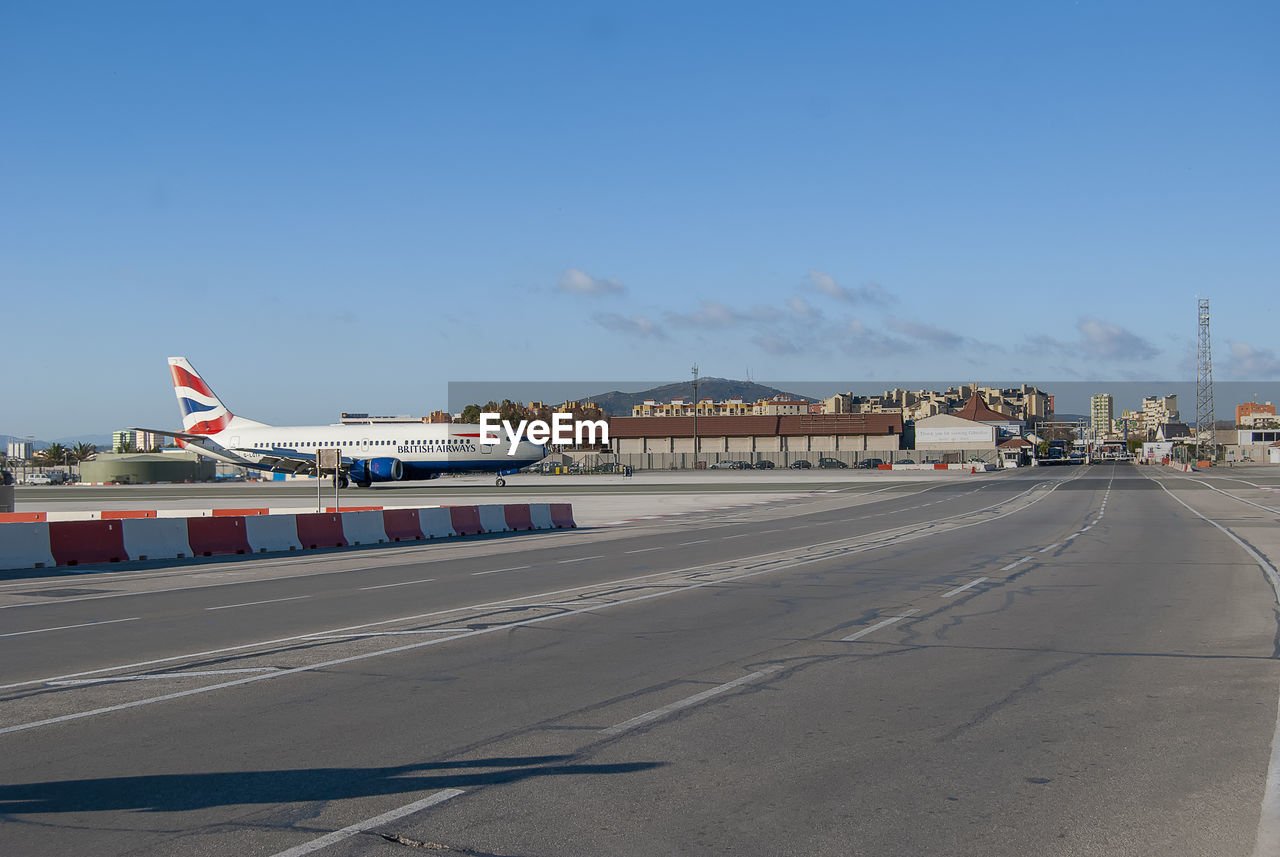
[495,477,506,487]
[336,475,349,489]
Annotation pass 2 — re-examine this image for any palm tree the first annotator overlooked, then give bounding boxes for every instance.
[72,441,97,461]
[36,443,69,467]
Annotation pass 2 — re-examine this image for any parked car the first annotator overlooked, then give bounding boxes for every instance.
[789,459,813,469]
[818,457,848,469]
[709,460,738,469]
[754,460,776,469]
[857,458,885,469]
[25,473,54,485]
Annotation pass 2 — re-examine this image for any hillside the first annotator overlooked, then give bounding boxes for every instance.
[587,378,812,417]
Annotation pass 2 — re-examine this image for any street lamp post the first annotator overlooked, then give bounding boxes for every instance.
[691,363,700,468]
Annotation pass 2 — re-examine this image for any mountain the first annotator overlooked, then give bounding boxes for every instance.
[586,378,813,417]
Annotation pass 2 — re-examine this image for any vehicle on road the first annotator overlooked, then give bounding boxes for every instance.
[754,460,776,469]
[25,472,54,485]
[818,457,848,469]
[789,459,813,469]
[857,458,885,469]
[709,460,738,469]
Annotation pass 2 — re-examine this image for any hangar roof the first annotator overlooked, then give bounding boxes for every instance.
[954,396,1017,423]
[607,413,902,438]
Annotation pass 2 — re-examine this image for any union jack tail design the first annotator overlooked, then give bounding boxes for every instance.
[168,357,237,435]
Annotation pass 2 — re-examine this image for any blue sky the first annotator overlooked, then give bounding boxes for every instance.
[2,2,1277,437]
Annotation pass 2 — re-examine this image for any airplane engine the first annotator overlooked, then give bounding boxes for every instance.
[366,457,405,482]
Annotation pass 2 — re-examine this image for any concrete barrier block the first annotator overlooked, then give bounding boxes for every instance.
[0,522,55,569]
[341,510,387,546]
[244,514,303,553]
[49,520,127,566]
[296,513,347,549]
[448,506,483,536]
[529,504,554,530]
[549,503,576,528]
[503,504,534,531]
[187,516,252,556]
[121,517,192,561]
[478,505,510,533]
[382,509,424,542]
[419,507,455,538]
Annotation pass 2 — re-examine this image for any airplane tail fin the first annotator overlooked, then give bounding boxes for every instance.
[168,357,267,435]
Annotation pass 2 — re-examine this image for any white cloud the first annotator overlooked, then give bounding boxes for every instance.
[592,312,666,339]
[1075,316,1159,361]
[558,268,625,296]
[806,270,894,305]
[885,316,964,349]
[1224,341,1280,378]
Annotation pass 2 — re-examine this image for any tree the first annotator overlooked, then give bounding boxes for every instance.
[459,404,482,424]
[36,443,69,467]
[72,442,97,461]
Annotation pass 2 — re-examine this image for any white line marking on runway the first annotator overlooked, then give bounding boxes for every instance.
[678,540,709,546]
[721,534,750,539]
[267,789,465,857]
[0,617,139,638]
[601,667,784,736]
[205,595,311,611]
[623,547,662,554]
[1039,543,1060,553]
[1000,556,1033,571]
[49,668,278,686]
[840,610,920,641]
[941,578,989,599]
[470,566,530,576]
[0,475,1076,728]
[358,578,437,590]
[1143,472,1280,857]
[558,555,604,564]
[303,630,470,639]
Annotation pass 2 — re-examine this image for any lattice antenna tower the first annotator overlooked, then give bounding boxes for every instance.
[1195,298,1215,460]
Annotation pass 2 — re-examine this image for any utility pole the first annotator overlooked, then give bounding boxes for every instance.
[691,363,700,466]
[1196,298,1216,462]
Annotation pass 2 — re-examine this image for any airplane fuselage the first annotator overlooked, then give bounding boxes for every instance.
[188,421,544,481]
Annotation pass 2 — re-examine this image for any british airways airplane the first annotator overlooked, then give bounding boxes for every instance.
[132,357,546,487]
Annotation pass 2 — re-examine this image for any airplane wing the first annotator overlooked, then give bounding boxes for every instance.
[225,447,352,477]
[128,426,213,443]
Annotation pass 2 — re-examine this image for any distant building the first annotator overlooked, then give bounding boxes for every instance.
[608,413,902,456]
[1090,394,1114,436]
[427,410,452,424]
[1155,423,1192,442]
[1237,401,1276,427]
[134,430,170,451]
[6,440,33,460]
[111,429,138,452]
[819,384,1050,424]
[1140,395,1179,439]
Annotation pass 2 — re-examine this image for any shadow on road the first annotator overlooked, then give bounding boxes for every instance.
[0,754,664,814]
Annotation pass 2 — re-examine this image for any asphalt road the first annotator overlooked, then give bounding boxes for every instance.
[2,464,1279,856]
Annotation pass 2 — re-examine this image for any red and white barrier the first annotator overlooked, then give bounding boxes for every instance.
[0,503,575,570]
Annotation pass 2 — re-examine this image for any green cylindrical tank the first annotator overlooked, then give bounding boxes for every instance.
[79,452,215,484]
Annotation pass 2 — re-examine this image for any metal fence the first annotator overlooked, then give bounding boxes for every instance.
[565,449,1002,471]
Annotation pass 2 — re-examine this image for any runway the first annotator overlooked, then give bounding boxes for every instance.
[2,464,1280,856]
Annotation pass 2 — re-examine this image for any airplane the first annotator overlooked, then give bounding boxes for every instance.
[131,357,547,488]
